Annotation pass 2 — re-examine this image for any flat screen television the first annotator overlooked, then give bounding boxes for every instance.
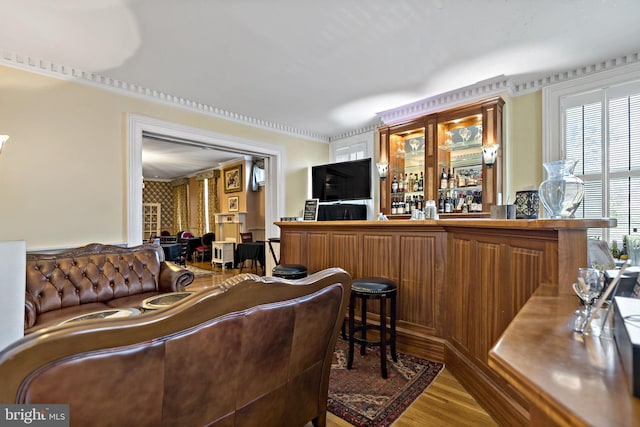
[311,158,372,202]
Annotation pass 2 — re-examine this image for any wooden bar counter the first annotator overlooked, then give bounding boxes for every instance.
[489,286,640,426]
[277,218,616,426]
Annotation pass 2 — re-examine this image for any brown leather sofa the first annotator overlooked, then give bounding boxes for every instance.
[0,268,351,427]
[24,242,194,333]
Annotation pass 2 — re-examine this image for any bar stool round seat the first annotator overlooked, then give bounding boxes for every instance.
[347,277,398,379]
[272,264,307,280]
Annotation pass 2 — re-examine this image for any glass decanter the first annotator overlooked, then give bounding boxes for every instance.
[538,159,585,219]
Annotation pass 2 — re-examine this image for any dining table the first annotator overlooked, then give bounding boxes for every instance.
[235,241,266,274]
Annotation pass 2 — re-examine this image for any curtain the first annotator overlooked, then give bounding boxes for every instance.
[251,159,265,191]
[196,180,205,236]
[171,178,189,234]
[195,169,220,234]
[208,172,219,229]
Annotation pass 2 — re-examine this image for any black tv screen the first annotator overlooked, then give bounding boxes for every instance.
[311,158,372,202]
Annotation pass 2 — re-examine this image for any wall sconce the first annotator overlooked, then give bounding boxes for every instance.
[481,144,499,167]
[376,161,389,180]
[0,135,9,155]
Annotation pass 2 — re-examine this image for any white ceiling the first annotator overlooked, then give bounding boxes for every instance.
[3,0,640,179]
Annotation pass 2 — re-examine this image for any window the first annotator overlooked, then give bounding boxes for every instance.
[329,132,374,163]
[547,69,640,244]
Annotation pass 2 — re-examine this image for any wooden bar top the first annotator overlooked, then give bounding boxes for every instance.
[276,218,616,230]
[489,286,640,427]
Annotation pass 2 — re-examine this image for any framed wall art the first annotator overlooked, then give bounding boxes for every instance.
[224,164,243,193]
[228,196,239,212]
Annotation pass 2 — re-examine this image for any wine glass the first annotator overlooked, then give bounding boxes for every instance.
[573,268,603,332]
[458,127,471,143]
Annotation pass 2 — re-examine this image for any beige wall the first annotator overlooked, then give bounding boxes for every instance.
[0,65,544,251]
[0,65,328,250]
[504,91,543,202]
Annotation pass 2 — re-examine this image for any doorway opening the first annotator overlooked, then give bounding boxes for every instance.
[127,114,284,246]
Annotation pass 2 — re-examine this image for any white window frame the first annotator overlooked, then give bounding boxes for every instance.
[543,62,640,242]
[329,132,374,163]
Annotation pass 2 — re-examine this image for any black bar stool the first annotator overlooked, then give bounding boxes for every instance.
[268,238,307,279]
[347,277,397,378]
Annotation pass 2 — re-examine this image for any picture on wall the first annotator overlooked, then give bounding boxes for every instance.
[224,164,243,193]
[228,196,239,212]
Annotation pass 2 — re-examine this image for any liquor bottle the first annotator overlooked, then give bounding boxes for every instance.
[392,175,398,193]
[418,172,424,192]
[413,174,419,192]
[391,198,397,215]
[455,193,464,212]
[457,173,466,188]
[461,197,469,213]
[405,195,410,213]
[440,168,448,189]
[477,192,482,212]
[404,174,409,193]
[438,192,445,213]
[398,174,404,193]
[444,191,453,213]
[448,168,455,189]
[397,199,404,214]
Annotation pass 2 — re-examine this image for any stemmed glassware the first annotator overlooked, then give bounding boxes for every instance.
[573,268,603,333]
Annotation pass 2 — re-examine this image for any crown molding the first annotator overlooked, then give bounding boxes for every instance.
[377,52,640,126]
[1,50,330,143]
[4,49,639,140]
[328,122,381,142]
[376,76,514,126]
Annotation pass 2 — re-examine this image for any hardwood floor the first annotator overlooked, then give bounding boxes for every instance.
[186,261,497,427]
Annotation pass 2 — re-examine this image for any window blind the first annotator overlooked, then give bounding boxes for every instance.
[562,83,640,244]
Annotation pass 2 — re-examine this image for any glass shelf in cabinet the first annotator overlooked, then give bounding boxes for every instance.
[391,191,424,196]
[438,159,482,169]
[404,149,424,158]
[438,140,482,152]
[438,185,481,192]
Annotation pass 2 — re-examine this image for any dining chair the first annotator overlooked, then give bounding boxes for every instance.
[194,232,215,262]
[238,232,262,273]
[177,238,189,267]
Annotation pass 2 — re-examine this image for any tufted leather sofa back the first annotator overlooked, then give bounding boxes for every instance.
[0,268,352,427]
[26,243,165,316]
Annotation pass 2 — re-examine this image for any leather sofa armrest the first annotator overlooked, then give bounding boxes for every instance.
[24,293,37,329]
[158,262,194,292]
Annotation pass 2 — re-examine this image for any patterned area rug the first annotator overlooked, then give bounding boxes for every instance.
[328,338,444,427]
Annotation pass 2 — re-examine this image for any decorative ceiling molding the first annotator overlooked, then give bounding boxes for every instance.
[3,49,639,141]
[377,76,514,126]
[377,52,640,126]
[0,50,330,143]
[328,122,381,142]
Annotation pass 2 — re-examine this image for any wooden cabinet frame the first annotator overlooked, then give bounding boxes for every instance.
[379,97,504,217]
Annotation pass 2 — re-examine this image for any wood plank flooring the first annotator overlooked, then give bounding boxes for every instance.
[186,261,498,427]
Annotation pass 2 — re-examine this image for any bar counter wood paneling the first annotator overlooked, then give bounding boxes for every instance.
[489,286,640,427]
[277,218,616,426]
